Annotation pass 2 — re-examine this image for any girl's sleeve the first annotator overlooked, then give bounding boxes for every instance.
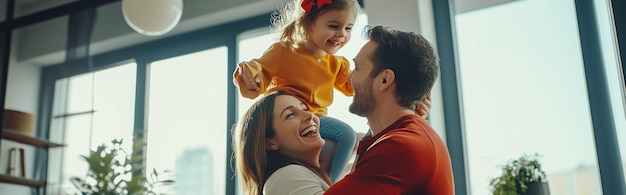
[334,57,354,97]
[233,43,283,99]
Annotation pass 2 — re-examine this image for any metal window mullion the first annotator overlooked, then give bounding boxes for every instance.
[432,0,469,194]
[575,0,626,194]
[131,59,148,181]
[227,35,238,195]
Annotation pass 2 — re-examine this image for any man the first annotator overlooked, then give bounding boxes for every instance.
[325,25,455,194]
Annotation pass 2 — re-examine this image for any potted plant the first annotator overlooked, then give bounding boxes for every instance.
[489,153,550,195]
[70,139,173,195]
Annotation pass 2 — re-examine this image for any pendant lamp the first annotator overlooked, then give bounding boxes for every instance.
[122,0,183,36]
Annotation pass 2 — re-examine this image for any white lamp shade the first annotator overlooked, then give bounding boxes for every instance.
[122,0,183,36]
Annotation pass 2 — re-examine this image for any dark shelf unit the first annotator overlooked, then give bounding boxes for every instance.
[0,174,45,187]
[2,129,64,148]
[0,129,64,193]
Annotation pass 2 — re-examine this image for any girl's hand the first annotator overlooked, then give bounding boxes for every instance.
[416,95,431,120]
[237,62,261,92]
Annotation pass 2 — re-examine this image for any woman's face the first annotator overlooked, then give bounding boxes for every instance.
[266,95,324,160]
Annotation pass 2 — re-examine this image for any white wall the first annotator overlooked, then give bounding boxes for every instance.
[0,29,41,195]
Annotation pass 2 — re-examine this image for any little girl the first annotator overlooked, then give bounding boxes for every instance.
[233,0,360,182]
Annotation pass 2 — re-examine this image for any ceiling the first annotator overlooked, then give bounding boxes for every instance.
[4,0,79,18]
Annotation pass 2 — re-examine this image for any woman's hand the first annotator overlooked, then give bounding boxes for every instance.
[416,95,431,120]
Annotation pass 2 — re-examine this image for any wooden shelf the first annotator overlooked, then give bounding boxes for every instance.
[2,129,64,148]
[0,174,45,187]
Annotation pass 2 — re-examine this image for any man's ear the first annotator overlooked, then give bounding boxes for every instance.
[265,139,279,151]
[378,69,395,90]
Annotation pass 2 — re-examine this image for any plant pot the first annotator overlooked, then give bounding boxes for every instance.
[524,182,550,195]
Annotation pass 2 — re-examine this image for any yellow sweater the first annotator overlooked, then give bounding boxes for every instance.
[234,43,354,115]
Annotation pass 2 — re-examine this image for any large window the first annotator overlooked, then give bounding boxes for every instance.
[146,47,229,195]
[48,63,137,194]
[47,46,231,195]
[455,1,604,194]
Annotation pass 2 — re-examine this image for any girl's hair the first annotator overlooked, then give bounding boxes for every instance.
[233,90,331,195]
[271,0,361,49]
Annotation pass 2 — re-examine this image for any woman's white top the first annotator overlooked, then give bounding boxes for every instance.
[263,164,329,195]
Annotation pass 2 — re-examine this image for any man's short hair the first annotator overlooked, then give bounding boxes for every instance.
[365,25,439,109]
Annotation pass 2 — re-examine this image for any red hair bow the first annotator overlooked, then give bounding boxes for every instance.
[301,0,333,13]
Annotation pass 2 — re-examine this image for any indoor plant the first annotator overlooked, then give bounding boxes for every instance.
[70,139,173,195]
[489,153,550,195]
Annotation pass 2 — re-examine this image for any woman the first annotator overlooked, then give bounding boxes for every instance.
[233,90,330,195]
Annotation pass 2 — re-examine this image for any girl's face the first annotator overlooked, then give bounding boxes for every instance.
[266,95,324,162]
[305,8,356,56]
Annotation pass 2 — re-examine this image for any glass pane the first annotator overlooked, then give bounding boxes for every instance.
[48,114,92,193]
[65,73,94,115]
[596,0,626,186]
[91,64,137,150]
[455,1,601,194]
[146,47,228,195]
[48,63,137,194]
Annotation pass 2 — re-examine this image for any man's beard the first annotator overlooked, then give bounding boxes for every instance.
[349,78,376,117]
